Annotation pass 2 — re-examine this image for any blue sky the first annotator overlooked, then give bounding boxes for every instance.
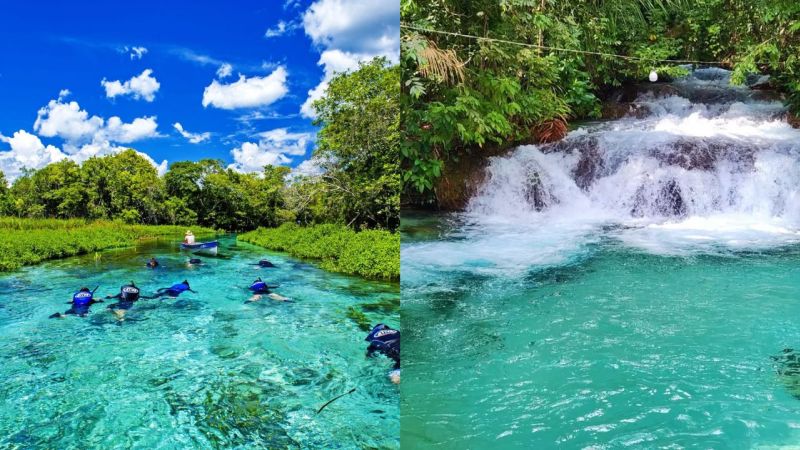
[0,0,398,180]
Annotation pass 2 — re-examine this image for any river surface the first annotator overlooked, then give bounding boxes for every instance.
[0,235,399,449]
[401,68,800,448]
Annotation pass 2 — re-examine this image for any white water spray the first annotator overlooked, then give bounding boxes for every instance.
[466,68,800,255]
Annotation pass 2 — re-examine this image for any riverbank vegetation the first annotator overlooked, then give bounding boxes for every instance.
[0,218,215,271]
[401,0,800,206]
[0,58,400,277]
[239,224,399,281]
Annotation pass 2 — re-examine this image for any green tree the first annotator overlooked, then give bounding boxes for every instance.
[311,57,400,230]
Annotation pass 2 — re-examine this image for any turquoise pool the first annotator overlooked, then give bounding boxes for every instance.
[401,213,800,448]
[0,236,399,448]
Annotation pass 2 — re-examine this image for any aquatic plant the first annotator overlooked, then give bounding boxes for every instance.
[0,218,215,271]
[238,223,400,281]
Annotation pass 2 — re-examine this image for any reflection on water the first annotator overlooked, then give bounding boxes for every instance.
[0,236,399,449]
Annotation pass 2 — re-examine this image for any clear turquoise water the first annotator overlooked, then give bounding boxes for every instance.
[401,213,800,449]
[0,236,399,449]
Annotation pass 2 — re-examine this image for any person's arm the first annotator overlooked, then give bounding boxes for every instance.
[188,288,197,293]
[105,293,121,299]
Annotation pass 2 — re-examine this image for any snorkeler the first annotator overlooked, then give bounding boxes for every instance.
[144,280,197,299]
[105,282,142,320]
[188,257,203,266]
[146,258,159,269]
[366,323,401,384]
[257,259,276,268]
[49,286,102,318]
[246,277,289,303]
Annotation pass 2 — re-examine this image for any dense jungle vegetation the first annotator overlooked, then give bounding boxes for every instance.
[401,0,800,204]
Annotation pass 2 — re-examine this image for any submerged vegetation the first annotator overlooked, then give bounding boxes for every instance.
[401,0,800,205]
[0,218,214,271]
[239,224,400,281]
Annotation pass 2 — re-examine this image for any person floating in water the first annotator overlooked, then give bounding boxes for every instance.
[144,280,196,299]
[366,323,401,384]
[257,259,275,268]
[146,257,159,269]
[105,282,141,320]
[188,257,203,266]
[246,277,289,303]
[49,286,102,318]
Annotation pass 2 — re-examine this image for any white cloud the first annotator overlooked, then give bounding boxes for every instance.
[173,122,211,144]
[0,130,67,180]
[216,63,233,79]
[120,46,148,60]
[34,98,160,144]
[130,46,148,60]
[303,0,399,55]
[101,69,160,102]
[292,158,324,178]
[265,20,300,38]
[104,116,160,143]
[300,0,399,117]
[228,127,313,173]
[58,89,71,99]
[34,99,104,142]
[0,96,167,181]
[202,66,288,110]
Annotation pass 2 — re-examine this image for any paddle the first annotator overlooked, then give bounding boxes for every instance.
[316,388,357,414]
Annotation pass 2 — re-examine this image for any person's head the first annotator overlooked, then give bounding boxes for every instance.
[255,277,262,282]
[129,281,136,287]
[182,279,189,287]
[80,287,90,292]
[150,257,157,262]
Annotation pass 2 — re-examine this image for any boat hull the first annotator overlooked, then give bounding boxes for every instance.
[180,241,219,253]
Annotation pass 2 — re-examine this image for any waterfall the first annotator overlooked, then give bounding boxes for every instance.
[464,68,800,255]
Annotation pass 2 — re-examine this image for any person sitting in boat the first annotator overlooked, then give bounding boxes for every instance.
[365,323,401,384]
[184,230,195,245]
[49,287,102,318]
[246,277,289,302]
[145,280,197,299]
[106,282,141,320]
[146,257,159,269]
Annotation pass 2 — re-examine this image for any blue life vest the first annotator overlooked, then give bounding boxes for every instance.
[250,281,268,292]
[170,283,189,293]
[73,291,93,307]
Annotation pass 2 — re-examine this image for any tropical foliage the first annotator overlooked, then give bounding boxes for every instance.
[401,0,800,203]
[239,223,400,281]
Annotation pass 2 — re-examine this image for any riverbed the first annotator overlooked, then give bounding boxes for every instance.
[0,235,399,448]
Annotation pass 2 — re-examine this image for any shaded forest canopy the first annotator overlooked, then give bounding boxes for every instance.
[0,58,400,232]
[401,0,800,205]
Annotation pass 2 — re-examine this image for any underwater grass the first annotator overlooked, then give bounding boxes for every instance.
[238,223,400,281]
[0,217,215,271]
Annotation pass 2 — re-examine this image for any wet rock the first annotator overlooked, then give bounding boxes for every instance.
[574,147,604,191]
[658,180,687,217]
[631,180,687,218]
[661,139,717,171]
[524,171,558,211]
[788,112,800,129]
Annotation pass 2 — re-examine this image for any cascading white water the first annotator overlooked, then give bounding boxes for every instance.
[466,68,800,255]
